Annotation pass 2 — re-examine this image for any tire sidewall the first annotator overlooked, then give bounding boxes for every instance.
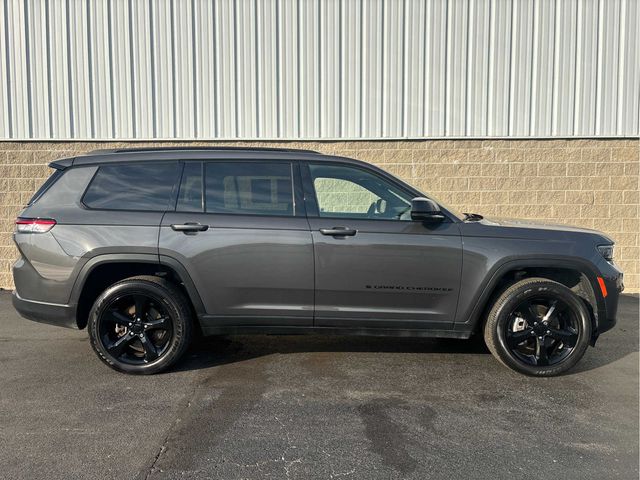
[88,280,189,374]
[490,281,591,376]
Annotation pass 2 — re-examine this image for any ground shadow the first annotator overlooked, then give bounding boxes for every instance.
[571,294,639,374]
[171,332,491,373]
[172,294,639,376]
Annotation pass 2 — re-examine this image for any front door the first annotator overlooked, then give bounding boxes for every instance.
[303,162,462,330]
[160,160,314,327]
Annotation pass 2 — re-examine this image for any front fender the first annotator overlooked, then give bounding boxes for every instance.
[454,255,606,333]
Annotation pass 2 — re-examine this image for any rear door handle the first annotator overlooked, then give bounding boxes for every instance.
[319,227,357,237]
[170,222,209,233]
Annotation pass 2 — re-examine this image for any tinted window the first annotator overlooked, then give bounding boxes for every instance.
[309,164,412,220]
[177,162,203,211]
[83,162,179,211]
[205,162,293,216]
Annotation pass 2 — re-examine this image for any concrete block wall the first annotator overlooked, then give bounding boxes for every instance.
[0,139,637,291]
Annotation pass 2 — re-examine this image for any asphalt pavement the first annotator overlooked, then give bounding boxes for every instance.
[0,292,637,480]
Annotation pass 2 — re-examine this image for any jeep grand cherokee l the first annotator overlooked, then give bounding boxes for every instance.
[12,147,623,376]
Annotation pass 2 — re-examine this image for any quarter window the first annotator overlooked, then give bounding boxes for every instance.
[83,162,179,211]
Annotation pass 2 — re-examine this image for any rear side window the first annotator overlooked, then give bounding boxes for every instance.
[83,162,179,211]
[195,162,294,216]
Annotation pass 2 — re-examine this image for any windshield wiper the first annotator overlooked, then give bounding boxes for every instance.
[463,212,484,222]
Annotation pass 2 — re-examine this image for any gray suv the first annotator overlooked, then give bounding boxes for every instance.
[13,147,623,376]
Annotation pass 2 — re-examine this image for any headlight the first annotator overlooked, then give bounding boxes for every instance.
[597,244,614,262]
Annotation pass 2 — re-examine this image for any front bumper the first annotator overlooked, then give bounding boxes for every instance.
[593,266,624,338]
[12,291,78,329]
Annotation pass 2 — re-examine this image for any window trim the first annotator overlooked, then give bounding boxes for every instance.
[80,160,181,213]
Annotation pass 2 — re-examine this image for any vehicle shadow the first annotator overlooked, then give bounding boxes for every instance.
[172,294,639,376]
[572,294,639,374]
[171,333,490,373]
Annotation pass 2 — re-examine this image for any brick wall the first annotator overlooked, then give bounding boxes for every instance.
[0,139,637,291]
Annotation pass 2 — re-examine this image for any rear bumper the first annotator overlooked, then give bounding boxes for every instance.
[12,291,78,329]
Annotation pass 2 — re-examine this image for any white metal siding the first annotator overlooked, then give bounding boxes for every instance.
[1,0,638,140]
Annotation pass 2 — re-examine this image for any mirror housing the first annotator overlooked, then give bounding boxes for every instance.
[410,197,445,222]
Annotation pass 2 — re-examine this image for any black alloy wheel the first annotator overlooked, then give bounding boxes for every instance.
[484,277,592,376]
[504,296,579,367]
[88,276,192,374]
[99,293,173,364]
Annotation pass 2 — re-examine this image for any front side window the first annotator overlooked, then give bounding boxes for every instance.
[204,162,294,216]
[309,163,412,220]
[83,162,179,211]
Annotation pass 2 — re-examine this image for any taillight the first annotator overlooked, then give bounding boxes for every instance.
[15,217,57,233]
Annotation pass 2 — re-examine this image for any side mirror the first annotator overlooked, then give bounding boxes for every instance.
[410,197,445,222]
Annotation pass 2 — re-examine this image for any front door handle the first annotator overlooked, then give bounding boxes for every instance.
[319,227,357,237]
[170,222,209,233]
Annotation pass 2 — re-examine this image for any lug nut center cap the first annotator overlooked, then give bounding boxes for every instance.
[131,323,144,335]
[533,324,547,335]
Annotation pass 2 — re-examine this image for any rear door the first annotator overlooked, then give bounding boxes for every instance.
[159,160,314,327]
[303,161,462,330]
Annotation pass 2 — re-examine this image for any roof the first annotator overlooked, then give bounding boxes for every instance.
[50,146,329,169]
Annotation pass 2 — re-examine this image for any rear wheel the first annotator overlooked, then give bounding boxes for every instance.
[484,277,592,376]
[88,276,192,374]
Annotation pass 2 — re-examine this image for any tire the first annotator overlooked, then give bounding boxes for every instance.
[483,277,592,377]
[88,275,193,374]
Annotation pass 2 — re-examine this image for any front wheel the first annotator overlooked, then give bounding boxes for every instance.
[88,276,193,374]
[484,277,592,377]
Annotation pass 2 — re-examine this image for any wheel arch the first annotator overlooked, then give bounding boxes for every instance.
[462,257,605,343]
[71,254,205,329]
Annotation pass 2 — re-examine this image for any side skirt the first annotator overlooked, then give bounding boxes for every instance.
[198,321,473,340]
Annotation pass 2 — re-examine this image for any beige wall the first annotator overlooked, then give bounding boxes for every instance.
[0,139,637,292]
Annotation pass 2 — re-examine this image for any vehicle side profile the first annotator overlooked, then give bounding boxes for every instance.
[12,147,623,376]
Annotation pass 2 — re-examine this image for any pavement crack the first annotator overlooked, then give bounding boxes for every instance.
[330,469,356,478]
[144,444,167,480]
[139,379,203,480]
[274,415,303,478]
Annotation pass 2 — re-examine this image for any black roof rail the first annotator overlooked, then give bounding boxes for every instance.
[88,146,320,155]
